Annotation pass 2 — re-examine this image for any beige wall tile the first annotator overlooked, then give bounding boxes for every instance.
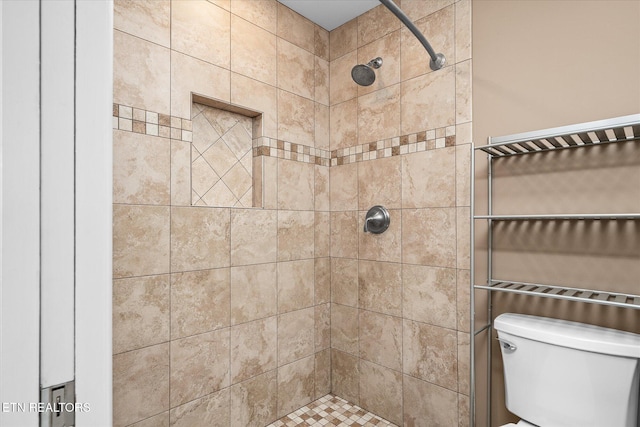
[230,263,277,324]
[457,269,471,333]
[457,207,471,269]
[314,257,331,304]
[455,0,472,63]
[277,3,315,53]
[278,307,315,365]
[331,304,359,355]
[171,139,192,206]
[231,15,277,86]
[277,355,315,418]
[171,0,230,68]
[169,388,230,427]
[329,52,358,105]
[129,412,169,427]
[277,38,315,100]
[331,349,359,405]
[458,331,470,395]
[330,162,358,211]
[315,165,330,211]
[231,209,277,265]
[315,303,331,350]
[401,208,457,268]
[210,0,230,11]
[230,371,277,427]
[315,57,330,106]
[358,209,402,263]
[171,268,230,339]
[359,360,403,426]
[170,207,231,272]
[315,103,330,151]
[314,349,331,398]
[262,156,279,210]
[231,73,277,138]
[358,260,402,317]
[277,90,315,145]
[357,30,401,97]
[113,343,170,427]
[359,311,402,371]
[401,66,455,135]
[403,264,457,328]
[402,148,456,208]
[358,152,401,211]
[114,30,170,113]
[357,84,401,144]
[329,19,357,61]
[459,393,470,427]
[277,259,314,313]
[113,275,170,355]
[403,319,458,390]
[230,317,277,383]
[456,144,472,207]
[171,51,231,119]
[330,99,357,151]
[113,205,170,278]
[170,329,230,407]
[357,4,400,47]
[331,258,358,307]
[330,211,358,258]
[314,25,330,61]
[278,210,315,261]
[403,374,459,426]
[113,130,170,205]
[402,0,455,21]
[456,59,472,124]
[231,0,277,34]
[314,212,330,258]
[277,159,314,210]
[114,0,170,47]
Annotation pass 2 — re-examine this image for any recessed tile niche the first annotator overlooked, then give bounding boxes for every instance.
[190,99,258,207]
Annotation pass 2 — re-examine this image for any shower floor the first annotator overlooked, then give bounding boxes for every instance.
[267,394,398,427]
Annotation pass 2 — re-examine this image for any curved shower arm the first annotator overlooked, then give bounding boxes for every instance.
[378,0,446,71]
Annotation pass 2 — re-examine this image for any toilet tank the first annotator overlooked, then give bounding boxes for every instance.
[494,313,640,427]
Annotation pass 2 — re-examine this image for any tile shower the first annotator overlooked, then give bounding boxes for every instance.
[112,0,471,426]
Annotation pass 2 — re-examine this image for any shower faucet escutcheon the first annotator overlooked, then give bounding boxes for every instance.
[363,205,390,234]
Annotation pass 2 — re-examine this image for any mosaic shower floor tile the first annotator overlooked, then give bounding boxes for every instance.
[267,394,398,427]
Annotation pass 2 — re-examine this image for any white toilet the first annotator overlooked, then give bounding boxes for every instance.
[494,313,640,427]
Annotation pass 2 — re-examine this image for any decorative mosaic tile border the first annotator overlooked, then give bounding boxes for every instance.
[253,137,331,167]
[113,103,193,142]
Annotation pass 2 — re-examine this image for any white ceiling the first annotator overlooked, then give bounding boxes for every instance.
[278,0,380,31]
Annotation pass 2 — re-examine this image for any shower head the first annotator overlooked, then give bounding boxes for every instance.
[351,57,383,87]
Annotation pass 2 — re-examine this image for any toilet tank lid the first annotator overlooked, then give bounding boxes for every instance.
[494,313,640,358]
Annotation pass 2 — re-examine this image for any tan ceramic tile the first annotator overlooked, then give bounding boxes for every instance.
[358,209,402,262]
[231,73,277,138]
[456,143,472,207]
[330,98,357,151]
[401,66,455,135]
[170,51,230,119]
[315,303,331,350]
[278,210,315,261]
[457,269,471,333]
[330,211,358,258]
[277,159,314,210]
[314,24,330,61]
[278,307,315,365]
[402,0,455,21]
[401,208,457,268]
[331,349,359,405]
[171,0,230,68]
[357,84,401,144]
[314,349,331,398]
[331,258,358,307]
[358,260,402,317]
[356,30,401,97]
[191,110,219,154]
[231,14,276,86]
[277,259,314,313]
[230,263,277,324]
[170,207,231,272]
[171,139,192,206]
[262,156,279,209]
[403,374,459,426]
[457,207,471,269]
[113,205,170,278]
[456,59,472,124]
[277,90,315,145]
[401,5,455,81]
[314,211,330,258]
[113,130,170,205]
[330,162,358,211]
[359,311,402,371]
[230,317,277,383]
[403,319,458,390]
[170,329,230,407]
[170,268,230,339]
[277,355,315,418]
[315,164,330,211]
[201,179,238,207]
[277,2,315,53]
[315,103,330,151]
[402,147,456,208]
[210,0,230,11]
[458,332,470,395]
[329,18,357,61]
[459,393,471,427]
[113,275,170,354]
[128,411,169,427]
[169,388,230,427]
[455,0,472,63]
[113,343,170,427]
[359,360,403,426]
[277,38,315,100]
[230,371,277,427]
[403,264,457,328]
[329,51,358,105]
[314,257,331,304]
[231,0,277,34]
[331,304,359,355]
[230,208,277,265]
[357,4,401,47]
[114,0,170,47]
[315,57,330,106]
[358,156,401,210]
[114,30,170,113]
